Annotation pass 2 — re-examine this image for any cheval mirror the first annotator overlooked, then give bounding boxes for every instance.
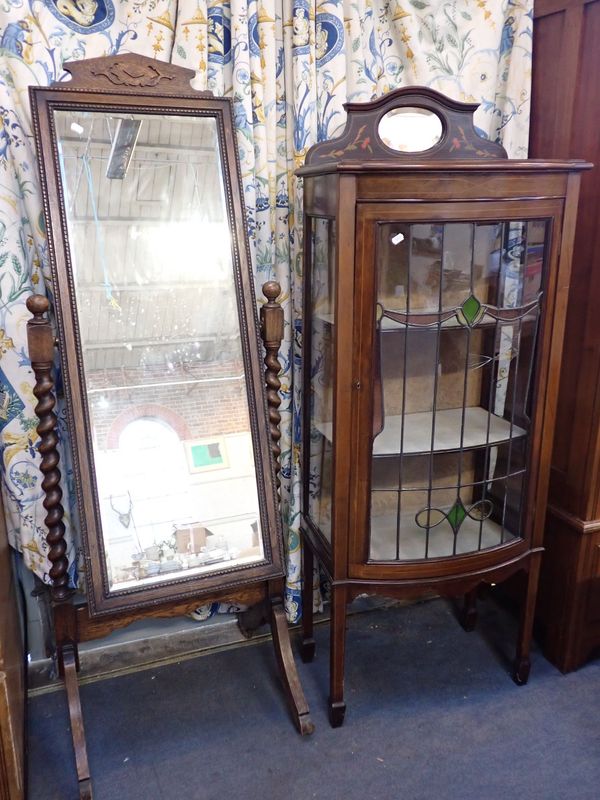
[27,54,313,799]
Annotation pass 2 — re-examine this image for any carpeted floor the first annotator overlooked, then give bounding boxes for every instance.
[27,597,600,800]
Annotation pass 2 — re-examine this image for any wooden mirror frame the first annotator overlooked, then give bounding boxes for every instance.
[29,55,284,616]
[26,55,313,798]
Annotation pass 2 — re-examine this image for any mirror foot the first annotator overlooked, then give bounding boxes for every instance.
[270,603,314,735]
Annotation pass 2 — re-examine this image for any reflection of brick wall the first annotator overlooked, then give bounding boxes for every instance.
[87,361,250,449]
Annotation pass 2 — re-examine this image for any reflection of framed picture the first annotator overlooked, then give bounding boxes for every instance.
[185,437,228,473]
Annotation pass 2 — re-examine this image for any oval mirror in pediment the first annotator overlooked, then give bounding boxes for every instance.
[29,58,283,615]
[378,106,444,153]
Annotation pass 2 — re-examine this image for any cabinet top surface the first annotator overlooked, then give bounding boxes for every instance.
[297,158,592,177]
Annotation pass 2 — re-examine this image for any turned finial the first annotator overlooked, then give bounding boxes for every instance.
[27,294,50,317]
[26,290,70,602]
[260,281,284,497]
[263,281,281,303]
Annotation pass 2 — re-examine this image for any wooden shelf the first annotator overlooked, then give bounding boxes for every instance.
[315,406,526,456]
[369,510,518,561]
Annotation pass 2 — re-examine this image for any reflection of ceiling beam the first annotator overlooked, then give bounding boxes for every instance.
[83,334,238,351]
[87,374,244,394]
[70,217,219,225]
[77,282,226,292]
[60,136,214,154]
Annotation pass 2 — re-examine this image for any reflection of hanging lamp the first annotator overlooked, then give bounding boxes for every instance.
[82,155,120,308]
[106,118,142,179]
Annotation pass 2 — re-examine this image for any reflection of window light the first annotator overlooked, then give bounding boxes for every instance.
[119,418,179,452]
[98,395,110,409]
[132,219,231,280]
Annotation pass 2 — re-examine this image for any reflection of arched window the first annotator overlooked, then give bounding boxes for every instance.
[117,417,192,545]
[119,417,180,453]
[106,403,191,450]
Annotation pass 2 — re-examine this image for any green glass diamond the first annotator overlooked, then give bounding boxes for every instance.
[460,294,482,327]
[446,498,468,534]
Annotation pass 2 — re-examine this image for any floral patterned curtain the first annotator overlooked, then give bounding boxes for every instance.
[0,0,532,621]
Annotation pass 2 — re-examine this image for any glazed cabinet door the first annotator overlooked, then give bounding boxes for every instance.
[302,215,337,563]
[348,200,565,580]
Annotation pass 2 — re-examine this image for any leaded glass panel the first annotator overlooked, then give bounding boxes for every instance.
[369,219,546,561]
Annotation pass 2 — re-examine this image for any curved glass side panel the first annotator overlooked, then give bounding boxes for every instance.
[369,219,546,561]
[306,217,336,544]
[54,110,265,591]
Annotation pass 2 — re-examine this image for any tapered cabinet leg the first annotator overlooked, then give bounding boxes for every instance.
[300,541,316,663]
[512,558,541,686]
[328,586,347,728]
[60,643,93,799]
[269,598,314,735]
[460,587,479,632]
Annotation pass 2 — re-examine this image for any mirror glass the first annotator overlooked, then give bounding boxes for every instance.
[54,109,265,592]
[378,107,443,153]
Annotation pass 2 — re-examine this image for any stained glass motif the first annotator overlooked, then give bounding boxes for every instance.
[415,497,493,536]
[446,498,468,532]
[368,219,547,561]
[457,294,484,327]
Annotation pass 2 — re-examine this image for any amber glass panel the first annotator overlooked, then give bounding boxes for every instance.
[369,219,546,561]
[307,218,336,544]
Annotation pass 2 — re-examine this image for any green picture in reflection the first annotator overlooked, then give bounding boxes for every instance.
[190,442,224,469]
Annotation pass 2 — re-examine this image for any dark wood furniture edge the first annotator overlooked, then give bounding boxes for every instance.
[530,0,600,674]
[302,85,508,165]
[300,540,316,663]
[25,283,313,789]
[299,147,584,722]
[260,281,284,496]
[30,59,283,616]
[312,548,538,593]
[268,583,314,735]
[546,503,600,534]
[25,295,71,603]
[24,52,316,799]
[0,490,25,800]
[297,159,591,177]
[538,508,600,672]
[259,281,314,734]
[534,0,596,19]
[61,646,91,800]
[57,53,212,98]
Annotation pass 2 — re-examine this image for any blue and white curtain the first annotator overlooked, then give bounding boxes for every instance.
[0,0,533,620]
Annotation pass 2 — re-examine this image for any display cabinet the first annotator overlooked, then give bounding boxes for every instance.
[298,87,589,726]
